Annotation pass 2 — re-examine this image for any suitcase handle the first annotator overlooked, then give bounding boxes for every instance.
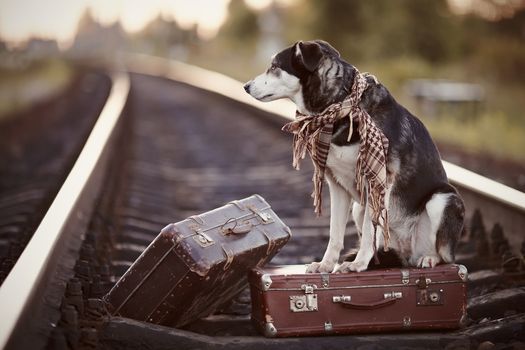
[336,297,397,310]
[220,218,253,235]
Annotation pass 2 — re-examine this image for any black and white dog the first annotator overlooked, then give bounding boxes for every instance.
[244,40,465,273]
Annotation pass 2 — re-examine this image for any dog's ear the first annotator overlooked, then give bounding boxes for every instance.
[293,41,323,72]
[314,40,340,58]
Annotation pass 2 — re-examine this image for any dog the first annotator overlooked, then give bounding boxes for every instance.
[244,40,465,273]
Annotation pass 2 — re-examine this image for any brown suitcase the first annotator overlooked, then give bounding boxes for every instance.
[105,194,291,327]
[249,264,467,337]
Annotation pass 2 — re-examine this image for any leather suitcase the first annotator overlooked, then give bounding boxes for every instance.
[249,264,467,337]
[105,194,291,327]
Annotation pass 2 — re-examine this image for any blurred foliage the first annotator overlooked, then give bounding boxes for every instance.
[1,0,522,161]
[0,59,72,120]
[298,0,461,63]
[425,110,525,161]
[202,0,524,161]
[217,0,260,52]
[130,15,197,57]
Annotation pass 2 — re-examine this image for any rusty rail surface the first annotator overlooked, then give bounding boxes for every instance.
[0,72,130,350]
[126,54,525,245]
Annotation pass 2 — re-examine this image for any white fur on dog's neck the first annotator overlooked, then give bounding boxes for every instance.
[289,88,309,115]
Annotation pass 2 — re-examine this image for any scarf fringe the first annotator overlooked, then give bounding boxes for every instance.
[282,70,391,251]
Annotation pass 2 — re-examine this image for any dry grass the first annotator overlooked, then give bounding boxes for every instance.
[363,58,525,163]
[0,59,73,120]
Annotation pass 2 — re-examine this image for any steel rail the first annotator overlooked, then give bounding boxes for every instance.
[126,54,525,242]
[0,71,130,349]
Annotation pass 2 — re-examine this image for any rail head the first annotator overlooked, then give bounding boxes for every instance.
[0,71,130,349]
[126,54,525,214]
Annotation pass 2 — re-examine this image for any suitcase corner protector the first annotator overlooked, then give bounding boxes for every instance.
[253,194,265,202]
[457,264,468,282]
[263,322,278,337]
[160,223,177,240]
[261,274,273,291]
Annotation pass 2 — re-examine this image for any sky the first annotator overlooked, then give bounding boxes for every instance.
[0,0,277,48]
[1,0,515,49]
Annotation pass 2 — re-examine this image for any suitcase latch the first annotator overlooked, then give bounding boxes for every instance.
[192,229,215,247]
[415,277,432,289]
[289,284,318,312]
[415,277,444,306]
[416,288,444,306]
[249,206,273,224]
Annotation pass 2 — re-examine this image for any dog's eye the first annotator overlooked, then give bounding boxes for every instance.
[269,64,277,72]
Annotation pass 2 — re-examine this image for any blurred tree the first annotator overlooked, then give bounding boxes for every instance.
[302,0,367,60]
[217,0,260,51]
[463,7,525,82]
[489,6,525,39]
[214,0,524,83]
[403,0,461,62]
[134,16,182,55]
[296,0,462,63]
[359,0,410,59]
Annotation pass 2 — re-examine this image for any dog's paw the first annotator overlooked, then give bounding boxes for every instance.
[334,260,368,273]
[417,255,440,268]
[306,261,335,273]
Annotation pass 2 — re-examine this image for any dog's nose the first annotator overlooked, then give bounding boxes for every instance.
[243,82,251,93]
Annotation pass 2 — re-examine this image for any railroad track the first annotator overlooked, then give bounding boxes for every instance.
[0,71,111,284]
[0,56,524,350]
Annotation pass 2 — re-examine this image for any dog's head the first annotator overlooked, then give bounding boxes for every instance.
[244,40,350,113]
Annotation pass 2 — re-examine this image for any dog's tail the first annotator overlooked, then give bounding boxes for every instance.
[435,193,465,263]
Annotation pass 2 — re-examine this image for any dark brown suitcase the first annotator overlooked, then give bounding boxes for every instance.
[105,194,291,327]
[249,264,467,337]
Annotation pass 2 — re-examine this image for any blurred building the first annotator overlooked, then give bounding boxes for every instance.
[406,79,485,119]
[256,2,284,63]
[68,11,126,61]
[24,39,60,60]
[0,39,60,70]
[131,15,194,60]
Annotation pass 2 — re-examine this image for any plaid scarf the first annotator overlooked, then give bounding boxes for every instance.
[282,70,391,251]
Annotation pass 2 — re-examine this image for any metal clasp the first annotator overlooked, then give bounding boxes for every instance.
[248,205,272,224]
[401,269,410,284]
[290,284,318,312]
[415,277,432,289]
[192,229,214,247]
[301,283,316,294]
[321,273,329,288]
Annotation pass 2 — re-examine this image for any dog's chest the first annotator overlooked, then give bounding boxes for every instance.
[326,143,360,198]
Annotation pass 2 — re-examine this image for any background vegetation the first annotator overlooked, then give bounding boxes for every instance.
[189,0,525,162]
[0,59,72,120]
[1,0,523,161]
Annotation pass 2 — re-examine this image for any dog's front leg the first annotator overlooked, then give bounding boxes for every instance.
[306,177,351,273]
[336,201,382,273]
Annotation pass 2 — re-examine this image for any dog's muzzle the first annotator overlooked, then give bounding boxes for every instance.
[243,82,251,93]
